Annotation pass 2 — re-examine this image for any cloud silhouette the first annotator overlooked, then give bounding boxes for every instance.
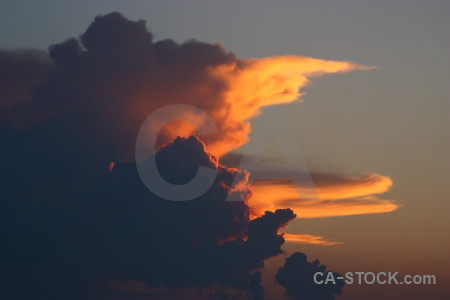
[276,252,344,300]
[1,135,295,299]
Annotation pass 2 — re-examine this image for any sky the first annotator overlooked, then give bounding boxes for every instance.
[1,0,449,299]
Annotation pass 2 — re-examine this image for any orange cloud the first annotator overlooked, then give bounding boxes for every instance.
[282,233,343,246]
[203,56,372,156]
[148,55,371,157]
[248,174,400,219]
[137,51,396,221]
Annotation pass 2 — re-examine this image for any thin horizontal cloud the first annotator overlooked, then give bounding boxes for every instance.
[249,174,400,218]
[282,233,343,246]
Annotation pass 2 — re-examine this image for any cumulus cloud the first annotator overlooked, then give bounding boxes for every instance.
[276,252,344,300]
[0,11,367,162]
[0,11,381,299]
[1,136,294,299]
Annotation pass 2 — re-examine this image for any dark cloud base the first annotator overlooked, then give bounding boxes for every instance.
[1,136,296,300]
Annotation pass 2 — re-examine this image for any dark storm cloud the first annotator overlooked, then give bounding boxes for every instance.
[0,12,240,168]
[276,252,344,300]
[0,12,235,176]
[0,12,344,300]
[0,49,52,125]
[0,11,362,159]
[1,136,294,299]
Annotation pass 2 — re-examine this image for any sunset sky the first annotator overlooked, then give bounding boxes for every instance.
[1,1,449,299]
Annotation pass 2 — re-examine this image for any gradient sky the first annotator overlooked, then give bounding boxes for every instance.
[1,0,449,299]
